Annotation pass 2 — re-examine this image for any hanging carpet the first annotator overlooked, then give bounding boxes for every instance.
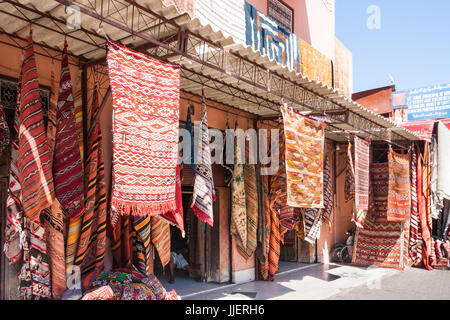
[344,143,355,202]
[159,165,184,235]
[280,104,326,208]
[409,146,423,265]
[191,94,215,226]
[73,85,107,280]
[322,152,334,225]
[354,137,371,210]
[107,40,180,222]
[17,29,55,222]
[387,148,411,222]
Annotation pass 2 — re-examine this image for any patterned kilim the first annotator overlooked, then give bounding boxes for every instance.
[352,163,407,270]
[73,85,107,279]
[132,216,152,276]
[387,148,411,222]
[53,40,85,219]
[110,215,133,269]
[344,143,355,202]
[302,208,323,244]
[19,217,52,299]
[268,127,296,238]
[281,104,326,208]
[371,163,389,217]
[294,208,305,240]
[258,174,271,281]
[230,128,247,249]
[354,137,370,210]
[352,179,376,229]
[409,148,423,265]
[0,99,10,154]
[352,215,406,270]
[43,70,66,298]
[268,130,283,278]
[159,165,184,234]
[322,153,334,225]
[236,159,258,259]
[151,216,171,267]
[18,29,55,222]
[191,94,215,226]
[107,40,180,220]
[73,73,84,164]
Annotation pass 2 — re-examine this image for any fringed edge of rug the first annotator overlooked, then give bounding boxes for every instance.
[111,199,178,220]
[190,204,214,227]
[158,213,185,238]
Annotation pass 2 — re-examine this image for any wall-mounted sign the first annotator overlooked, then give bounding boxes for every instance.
[400,84,450,121]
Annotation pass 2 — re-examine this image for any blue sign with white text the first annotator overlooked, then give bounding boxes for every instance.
[406,84,450,121]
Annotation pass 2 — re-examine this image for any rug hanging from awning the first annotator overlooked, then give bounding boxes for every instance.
[354,137,370,210]
[151,216,171,268]
[230,125,247,250]
[281,104,326,208]
[191,94,215,226]
[372,162,389,217]
[236,141,259,259]
[18,29,55,222]
[73,73,84,165]
[73,85,107,280]
[258,173,271,281]
[42,69,66,300]
[387,148,411,222]
[221,119,234,186]
[132,216,152,276]
[107,40,180,220]
[0,99,10,154]
[53,40,85,219]
[322,152,334,225]
[302,208,323,244]
[409,147,423,266]
[344,143,355,202]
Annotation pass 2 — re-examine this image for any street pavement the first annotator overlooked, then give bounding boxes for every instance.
[182,263,449,300]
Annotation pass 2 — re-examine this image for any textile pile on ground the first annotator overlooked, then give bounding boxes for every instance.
[61,268,179,300]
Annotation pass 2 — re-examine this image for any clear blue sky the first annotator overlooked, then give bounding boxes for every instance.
[335,0,450,93]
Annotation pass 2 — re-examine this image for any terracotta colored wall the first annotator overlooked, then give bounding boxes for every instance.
[316,141,355,263]
[0,34,81,91]
[352,86,394,115]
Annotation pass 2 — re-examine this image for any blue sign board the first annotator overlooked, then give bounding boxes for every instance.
[405,84,450,121]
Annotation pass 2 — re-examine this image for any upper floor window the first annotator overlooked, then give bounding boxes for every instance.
[267,0,294,32]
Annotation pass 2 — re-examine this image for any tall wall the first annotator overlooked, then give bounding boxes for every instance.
[352,86,395,115]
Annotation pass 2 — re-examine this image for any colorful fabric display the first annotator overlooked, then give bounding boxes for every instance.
[151,216,171,268]
[387,148,411,222]
[81,285,116,300]
[121,283,156,300]
[132,216,152,276]
[107,40,180,221]
[73,86,107,279]
[302,208,323,244]
[230,127,247,251]
[409,147,423,266]
[354,137,370,210]
[344,143,355,202]
[18,29,55,222]
[221,119,234,186]
[281,104,326,208]
[322,152,334,225]
[191,94,215,226]
[73,73,84,164]
[93,272,132,287]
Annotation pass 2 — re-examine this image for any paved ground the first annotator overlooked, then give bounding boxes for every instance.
[180,263,450,300]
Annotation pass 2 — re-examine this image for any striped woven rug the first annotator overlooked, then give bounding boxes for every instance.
[18,29,55,222]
